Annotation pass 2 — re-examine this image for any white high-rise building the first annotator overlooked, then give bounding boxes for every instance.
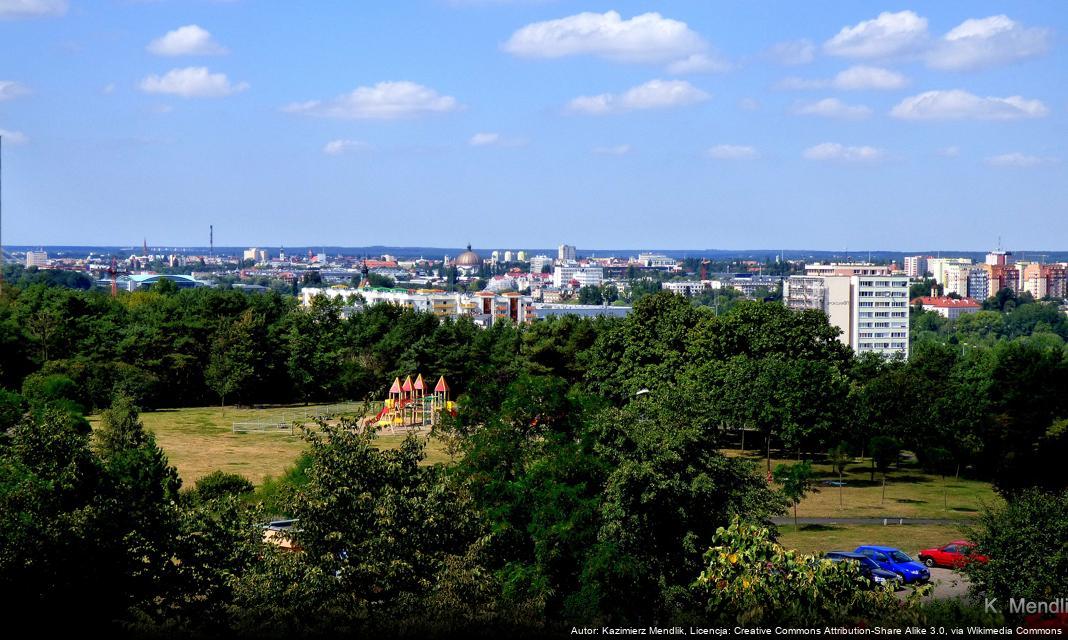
[926,258,972,286]
[784,274,909,358]
[529,255,552,274]
[904,256,927,278]
[25,250,49,268]
[558,244,577,263]
[553,265,603,288]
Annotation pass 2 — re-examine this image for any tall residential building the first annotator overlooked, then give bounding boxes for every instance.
[926,258,973,286]
[943,264,971,297]
[981,263,1019,295]
[967,267,992,300]
[552,264,603,288]
[25,250,49,268]
[557,244,577,263]
[784,273,909,358]
[903,256,928,279]
[529,255,552,274]
[985,250,1014,266]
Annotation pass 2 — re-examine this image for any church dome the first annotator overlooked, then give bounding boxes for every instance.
[455,245,482,267]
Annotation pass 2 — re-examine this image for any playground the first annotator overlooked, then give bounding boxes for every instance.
[365,374,456,431]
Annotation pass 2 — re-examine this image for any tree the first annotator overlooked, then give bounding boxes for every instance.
[869,436,900,503]
[925,447,953,511]
[205,310,263,407]
[773,461,818,527]
[826,442,852,508]
[577,285,603,305]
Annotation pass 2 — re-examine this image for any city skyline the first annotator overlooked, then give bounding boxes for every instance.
[1,2,1067,248]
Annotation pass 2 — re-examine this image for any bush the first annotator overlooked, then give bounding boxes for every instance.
[0,389,26,430]
[20,373,85,416]
[193,471,255,502]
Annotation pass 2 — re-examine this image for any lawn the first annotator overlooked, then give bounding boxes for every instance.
[89,404,454,486]
[724,449,998,520]
[777,523,967,556]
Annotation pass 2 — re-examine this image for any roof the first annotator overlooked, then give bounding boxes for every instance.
[434,376,450,393]
[911,296,981,308]
[856,545,898,552]
[389,377,402,394]
[413,374,425,391]
[401,376,413,392]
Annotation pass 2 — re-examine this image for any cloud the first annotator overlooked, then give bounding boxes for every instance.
[101,83,116,95]
[503,11,706,64]
[738,97,760,111]
[592,144,631,156]
[0,0,66,19]
[794,98,872,119]
[323,139,371,155]
[824,10,928,59]
[666,52,731,75]
[937,146,960,157]
[927,15,1050,71]
[765,39,816,65]
[469,132,500,146]
[803,142,884,162]
[985,152,1055,167]
[567,79,708,115]
[779,65,908,91]
[140,67,248,98]
[0,80,29,101]
[284,81,461,119]
[0,128,28,144]
[148,25,228,56]
[706,145,759,160]
[890,90,1048,120]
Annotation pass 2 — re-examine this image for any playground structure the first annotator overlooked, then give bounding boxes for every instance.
[366,374,456,432]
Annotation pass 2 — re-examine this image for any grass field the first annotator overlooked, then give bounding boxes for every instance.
[777,523,967,556]
[89,404,453,486]
[725,449,998,520]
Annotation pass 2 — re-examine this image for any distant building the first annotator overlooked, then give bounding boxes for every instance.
[927,258,973,286]
[636,252,676,269]
[985,250,1013,266]
[243,248,268,263]
[727,274,781,298]
[516,250,527,262]
[804,262,891,277]
[453,245,483,275]
[104,273,209,291]
[904,256,928,278]
[662,280,709,297]
[25,250,48,268]
[910,296,982,319]
[557,244,577,263]
[784,274,909,358]
[533,303,631,319]
[529,255,552,274]
[553,265,603,289]
[300,286,533,325]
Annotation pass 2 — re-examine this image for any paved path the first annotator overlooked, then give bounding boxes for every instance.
[772,516,974,526]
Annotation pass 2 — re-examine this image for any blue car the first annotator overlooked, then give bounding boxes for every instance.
[854,545,930,584]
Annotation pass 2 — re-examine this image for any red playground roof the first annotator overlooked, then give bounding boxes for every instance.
[434,376,450,393]
[413,374,425,391]
[389,377,402,394]
[402,376,413,392]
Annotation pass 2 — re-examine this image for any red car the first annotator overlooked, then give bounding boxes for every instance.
[917,540,988,568]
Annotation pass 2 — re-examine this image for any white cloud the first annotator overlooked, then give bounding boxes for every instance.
[592,144,631,156]
[779,65,908,91]
[101,83,116,95]
[567,79,708,115]
[140,67,248,98]
[794,98,872,119]
[0,0,67,19]
[0,128,28,144]
[706,145,759,160]
[890,90,1048,120]
[824,10,929,59]
[323,139,371,155]
[284,81,461,119]
[937,146,960,157]
[803,142,884,162]
[469,132,500,146]
[985,152,1055,167]
[0,80,29,101]
[148,25,228,56]
[927,15,1050,71]
[738,97,760,111]
[765,39,816,65]
[666,53,731,75]
[503,10,708,66]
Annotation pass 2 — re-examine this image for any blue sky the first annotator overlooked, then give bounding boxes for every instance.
[1,1,1066,251]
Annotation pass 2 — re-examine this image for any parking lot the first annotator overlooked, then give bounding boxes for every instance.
[906,567,971,600]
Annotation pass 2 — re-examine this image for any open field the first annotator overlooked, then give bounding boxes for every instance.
[777,523,966,556]
[89,404,453,485]
[725,449,999,519]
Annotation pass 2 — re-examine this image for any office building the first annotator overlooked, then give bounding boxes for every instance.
[553,265,604,288]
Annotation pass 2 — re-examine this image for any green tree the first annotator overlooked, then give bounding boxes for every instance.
[205,309,263,407]
[773,461,818,527]
[826,442,852,508]
[869,436,900,503]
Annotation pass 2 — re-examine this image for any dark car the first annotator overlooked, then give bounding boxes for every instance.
[823,551,903,589]
[855,545,930,584]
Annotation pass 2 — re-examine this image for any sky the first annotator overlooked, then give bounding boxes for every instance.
[1,0,1066,252]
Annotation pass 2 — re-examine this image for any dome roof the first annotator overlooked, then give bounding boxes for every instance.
[455,244,482,267]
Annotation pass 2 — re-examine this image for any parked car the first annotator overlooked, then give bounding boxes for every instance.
[823,552,903,589]
[918,540,988,569]
[854,545,930,584]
